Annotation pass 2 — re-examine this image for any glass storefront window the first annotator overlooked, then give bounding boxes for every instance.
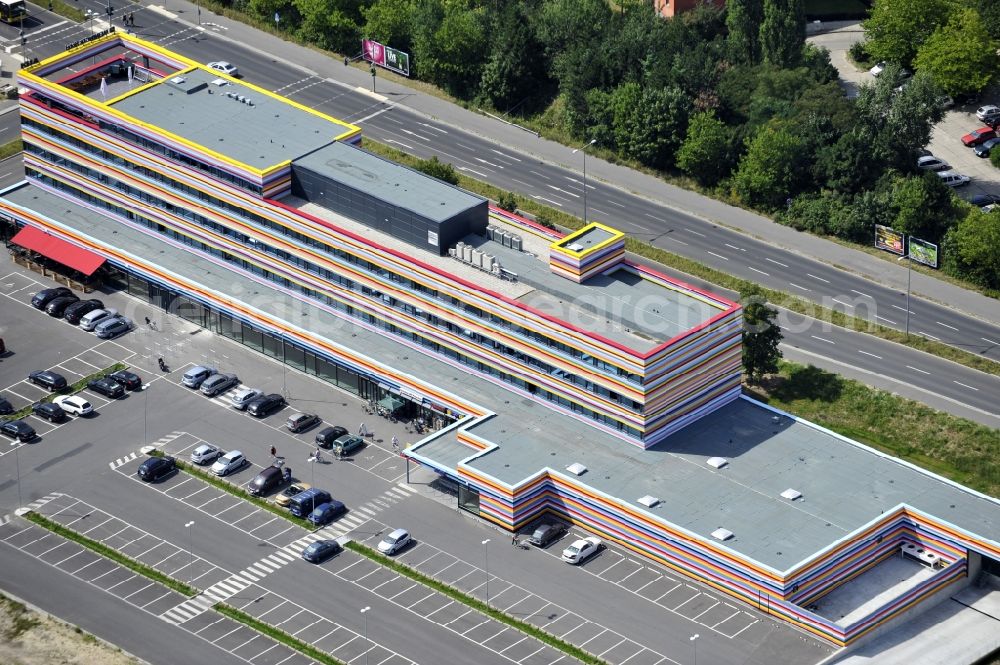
[458,484,480,515]
[284,343,305,371]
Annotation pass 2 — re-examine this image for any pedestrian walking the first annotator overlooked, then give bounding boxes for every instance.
[144,316,150,326]
[359,422,368,437]
[511,534,518,546]
[129,12,134,26]
[270,445,276,458]
[391,435,399,452]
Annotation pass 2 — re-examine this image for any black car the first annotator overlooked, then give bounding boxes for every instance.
[0,397,13,416]
[108,370,142,391]
[969,193,1000,208]
[63,299,104,324]
[31,402,66,422]
[87,377,125,399]
[526,522,568,548]
[45,295,80,317]
[28,370,68,391]
[301,539,342,563]
[138,456,176,481]
[315,425,348,449]
[246,393,285,418]
[0,420,37,442]
[31,287,72,309]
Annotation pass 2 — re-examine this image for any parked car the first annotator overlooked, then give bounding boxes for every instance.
[289,488,331,517]
[307,500,346,526]
[286,412,320,433]
[976,105,1000,122]
[53,395,93,416]
[189,443,222,465]
[108,370,142,391]
[315,426,348,449]
[0,397,13,416]
[63,299,104,324]
[45,295,80,317]
[869,61,887,76]
[247,465,290,496]
[207,61,239,77]
[974,137,1000,158]
[0,420,37,442]
[211,450,246,476]
[561,536,602,564]
[526,522,568,548]
[79,307,117,331]
[275,482,311,508]
[28,370,67,391]
[377,528,411,555]
[301,539,342,563]
[31,402,66,422]
[962,127,997,147]
[230,387,263,410]
[31,287,73,309]
[936,171,971,188]
[200,373,239,397]
[138,456,176,481]
[87,377,125,399]
[94,315,132,339]
[246,393,285,418]
[330,435,365,458]
[181,365,217,389]
[969,194,1000,208]
[916,155,949,171]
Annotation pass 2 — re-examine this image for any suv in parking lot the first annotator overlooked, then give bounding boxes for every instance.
[31,402,66,422]
[246,393,285,418]
[230,387,262,410]
[138,456,176,481]
[247,465,290,496]
[45,295,80,317]
[286,412,320,433]
[976,105,1000,123]
[28,370,67,391]
[87,377,125,399]
[200,373,239,397]
[377,528,411,555]
[1,420,37,442]
[94,315,132,339]
[190,443,222,465]
[181,366,217,389]
[63,299,104,324]
[31,287,73,309]
[315,426,347,448]
[79,308,117,331]
[526,522,568,548]
[330,435,365,458]
[108,370,142,391]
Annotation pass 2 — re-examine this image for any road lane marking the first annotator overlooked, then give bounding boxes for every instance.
[806,273,830,283]
[748,267,769,276]
[810,336,835,344]
[851,289,873,299]
[935,321,959,331]
[684,227,706,237]
[724,243,745,251]
[385,139,413,150]
[532,195,563,207]
[789,283,810,291]
[765,258,788,268]
[608,200,626,208]
[491,149,519,161]
[953,381,979,391]
[667,237,689,246]
[858,350,882,359]
[875,315,897,325]
[918,331,940,341]
[982,337,1000,346]
[831,298,854,308]
[891,305,911,313]
[706,251,729,261]
[645,213,666,222]
[906,365,931,375]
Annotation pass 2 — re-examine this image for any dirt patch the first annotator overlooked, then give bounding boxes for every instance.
[0,592,143,665]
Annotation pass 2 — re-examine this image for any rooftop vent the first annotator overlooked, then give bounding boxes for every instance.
[170,76,186,84]
[566,462,587,476]
[637,495,659,508]
[707,457,728,469]
[772,415,782,424]
[211,78,228,86]
[711,528,734,542]
[567,242,584,251]
[780,488,802,501]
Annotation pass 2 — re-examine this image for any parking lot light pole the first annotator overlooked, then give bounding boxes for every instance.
[184,520,195,573]
[360,606,370,665]
[690,633,699,665]
[10,442,22,509]
[481,539,490,608]
[572,139,596,224]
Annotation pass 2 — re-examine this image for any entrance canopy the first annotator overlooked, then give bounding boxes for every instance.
[11,226,105,276]
[378,395,406,414]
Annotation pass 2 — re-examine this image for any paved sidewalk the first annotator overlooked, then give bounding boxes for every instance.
[147,4,998,327]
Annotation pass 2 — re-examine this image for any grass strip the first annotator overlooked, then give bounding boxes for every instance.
[345,541,609,665]
[24,512,197,597]
[214,604,346,665]
[5,362,127,421]
[152,454,316,531]
[0,139,22,161]
[50,0,86,22]
[362,139,1000,379]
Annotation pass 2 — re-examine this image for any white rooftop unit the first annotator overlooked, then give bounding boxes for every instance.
[780,488,802,501]
[637,495,660,508]
[711,528,734,542]
[566,462,587,476]
[707,457,728,469]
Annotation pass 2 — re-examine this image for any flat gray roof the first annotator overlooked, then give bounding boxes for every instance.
[109,68,356,170]
[555,225,616,250]
[6,182,997,574]
[293,142,486,223]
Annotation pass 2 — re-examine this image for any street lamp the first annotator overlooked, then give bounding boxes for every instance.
[897,251,912,338]
[360,606,370,665]
[481,538,490,608]
[690,633,699,665]
[572,139,597,224]
[10,442,22,509]
[184,520,195,575]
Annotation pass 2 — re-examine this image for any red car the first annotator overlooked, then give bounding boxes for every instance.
[961,127,997,147]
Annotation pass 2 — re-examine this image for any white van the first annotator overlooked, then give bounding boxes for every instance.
[936,171,971,188]
[79,307,117,331]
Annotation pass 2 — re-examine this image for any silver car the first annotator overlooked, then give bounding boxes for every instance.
[79,307,117,331]
[200,373,239,396]
[94,315,132,339]
[181,365,217,388]
[230,387,263,410]
[190,443,221,465]
[211,450,246,476]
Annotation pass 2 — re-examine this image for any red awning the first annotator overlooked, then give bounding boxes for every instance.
[11,226,106,277]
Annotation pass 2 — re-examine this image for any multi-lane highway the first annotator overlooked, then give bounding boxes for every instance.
[0,4,997,426]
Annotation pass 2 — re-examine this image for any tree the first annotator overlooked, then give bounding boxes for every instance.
[293,0,359,53]
[676,111,733,186]
[414,156,459,185]
[814,127,882,194]
[913,8,1000,97]
[611,83,691,169]
[411,0,488,97]
[978,0,1000,40]
[731,123,807,210]
[727,0,763,64]
[944,208,1000,290]
[496,191,518,213]
[741,284,783,384]
[362,0,415,52]
[886,173,956,241]
[862,0,952,66]
[478,3,549,112]
[760,0,805,68]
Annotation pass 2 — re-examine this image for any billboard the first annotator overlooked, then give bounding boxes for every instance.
[875,224,904,255]
[362,39,411,77]
[908,236,939,269]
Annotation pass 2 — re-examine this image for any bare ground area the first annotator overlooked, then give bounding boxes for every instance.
[0,592,142,665]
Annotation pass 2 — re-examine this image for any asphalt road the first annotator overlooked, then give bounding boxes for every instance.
[0,6,997,425]
[0,271,835,665]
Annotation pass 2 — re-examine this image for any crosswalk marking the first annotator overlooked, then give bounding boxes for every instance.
[109,451,139,470]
